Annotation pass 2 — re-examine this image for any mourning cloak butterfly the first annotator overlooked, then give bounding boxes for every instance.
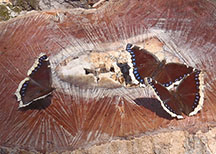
[15,53,53,108]
[126,43,194,87]
[145,69,204,119]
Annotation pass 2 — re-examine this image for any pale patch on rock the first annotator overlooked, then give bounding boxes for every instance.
[55,49,129,89]
[54,36,183,89]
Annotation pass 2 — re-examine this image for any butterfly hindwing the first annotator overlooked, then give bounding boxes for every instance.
[155,63,194,87]
[146,78,183,119]
[19,78,52,107]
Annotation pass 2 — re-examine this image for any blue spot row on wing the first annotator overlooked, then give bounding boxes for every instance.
[32,55,48,74]
[193,70,201,108]
[133,67,144,84]
[126,44,145,84]
[195,70,201,90]
[32,65,41,74]
[193,92,200,109]
[163,71,192,87]
[164,103,176,114]
[20,81,29,96]
[39,55,47,63]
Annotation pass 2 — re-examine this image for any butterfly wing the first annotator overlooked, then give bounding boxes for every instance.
[28,54,52,89]
[16,77,52,108]
[145,78,183,119]
[176,70,204,116]
[15,53,53,108]
[126,44,160,84]
[154,63,194,87]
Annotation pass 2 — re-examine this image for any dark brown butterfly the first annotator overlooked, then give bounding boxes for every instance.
[145,70,204,119]
[126,43,194,87]
[15,53,53,108]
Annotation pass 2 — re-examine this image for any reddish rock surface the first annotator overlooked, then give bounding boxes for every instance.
[0,0,216,153]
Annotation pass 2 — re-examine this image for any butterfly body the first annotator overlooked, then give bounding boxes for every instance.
[117,63,132,85]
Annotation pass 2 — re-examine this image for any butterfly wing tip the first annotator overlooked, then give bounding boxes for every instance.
[126,43,133,50]
[18,99,32,108]
[18,102,24,109]
[18,102,30,109]
[188,111,199,117]
[188,113,194,116]
[176,115,184,119]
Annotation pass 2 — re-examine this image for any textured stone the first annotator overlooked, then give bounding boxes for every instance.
[71,127,216,154]
[0,0,216,153]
